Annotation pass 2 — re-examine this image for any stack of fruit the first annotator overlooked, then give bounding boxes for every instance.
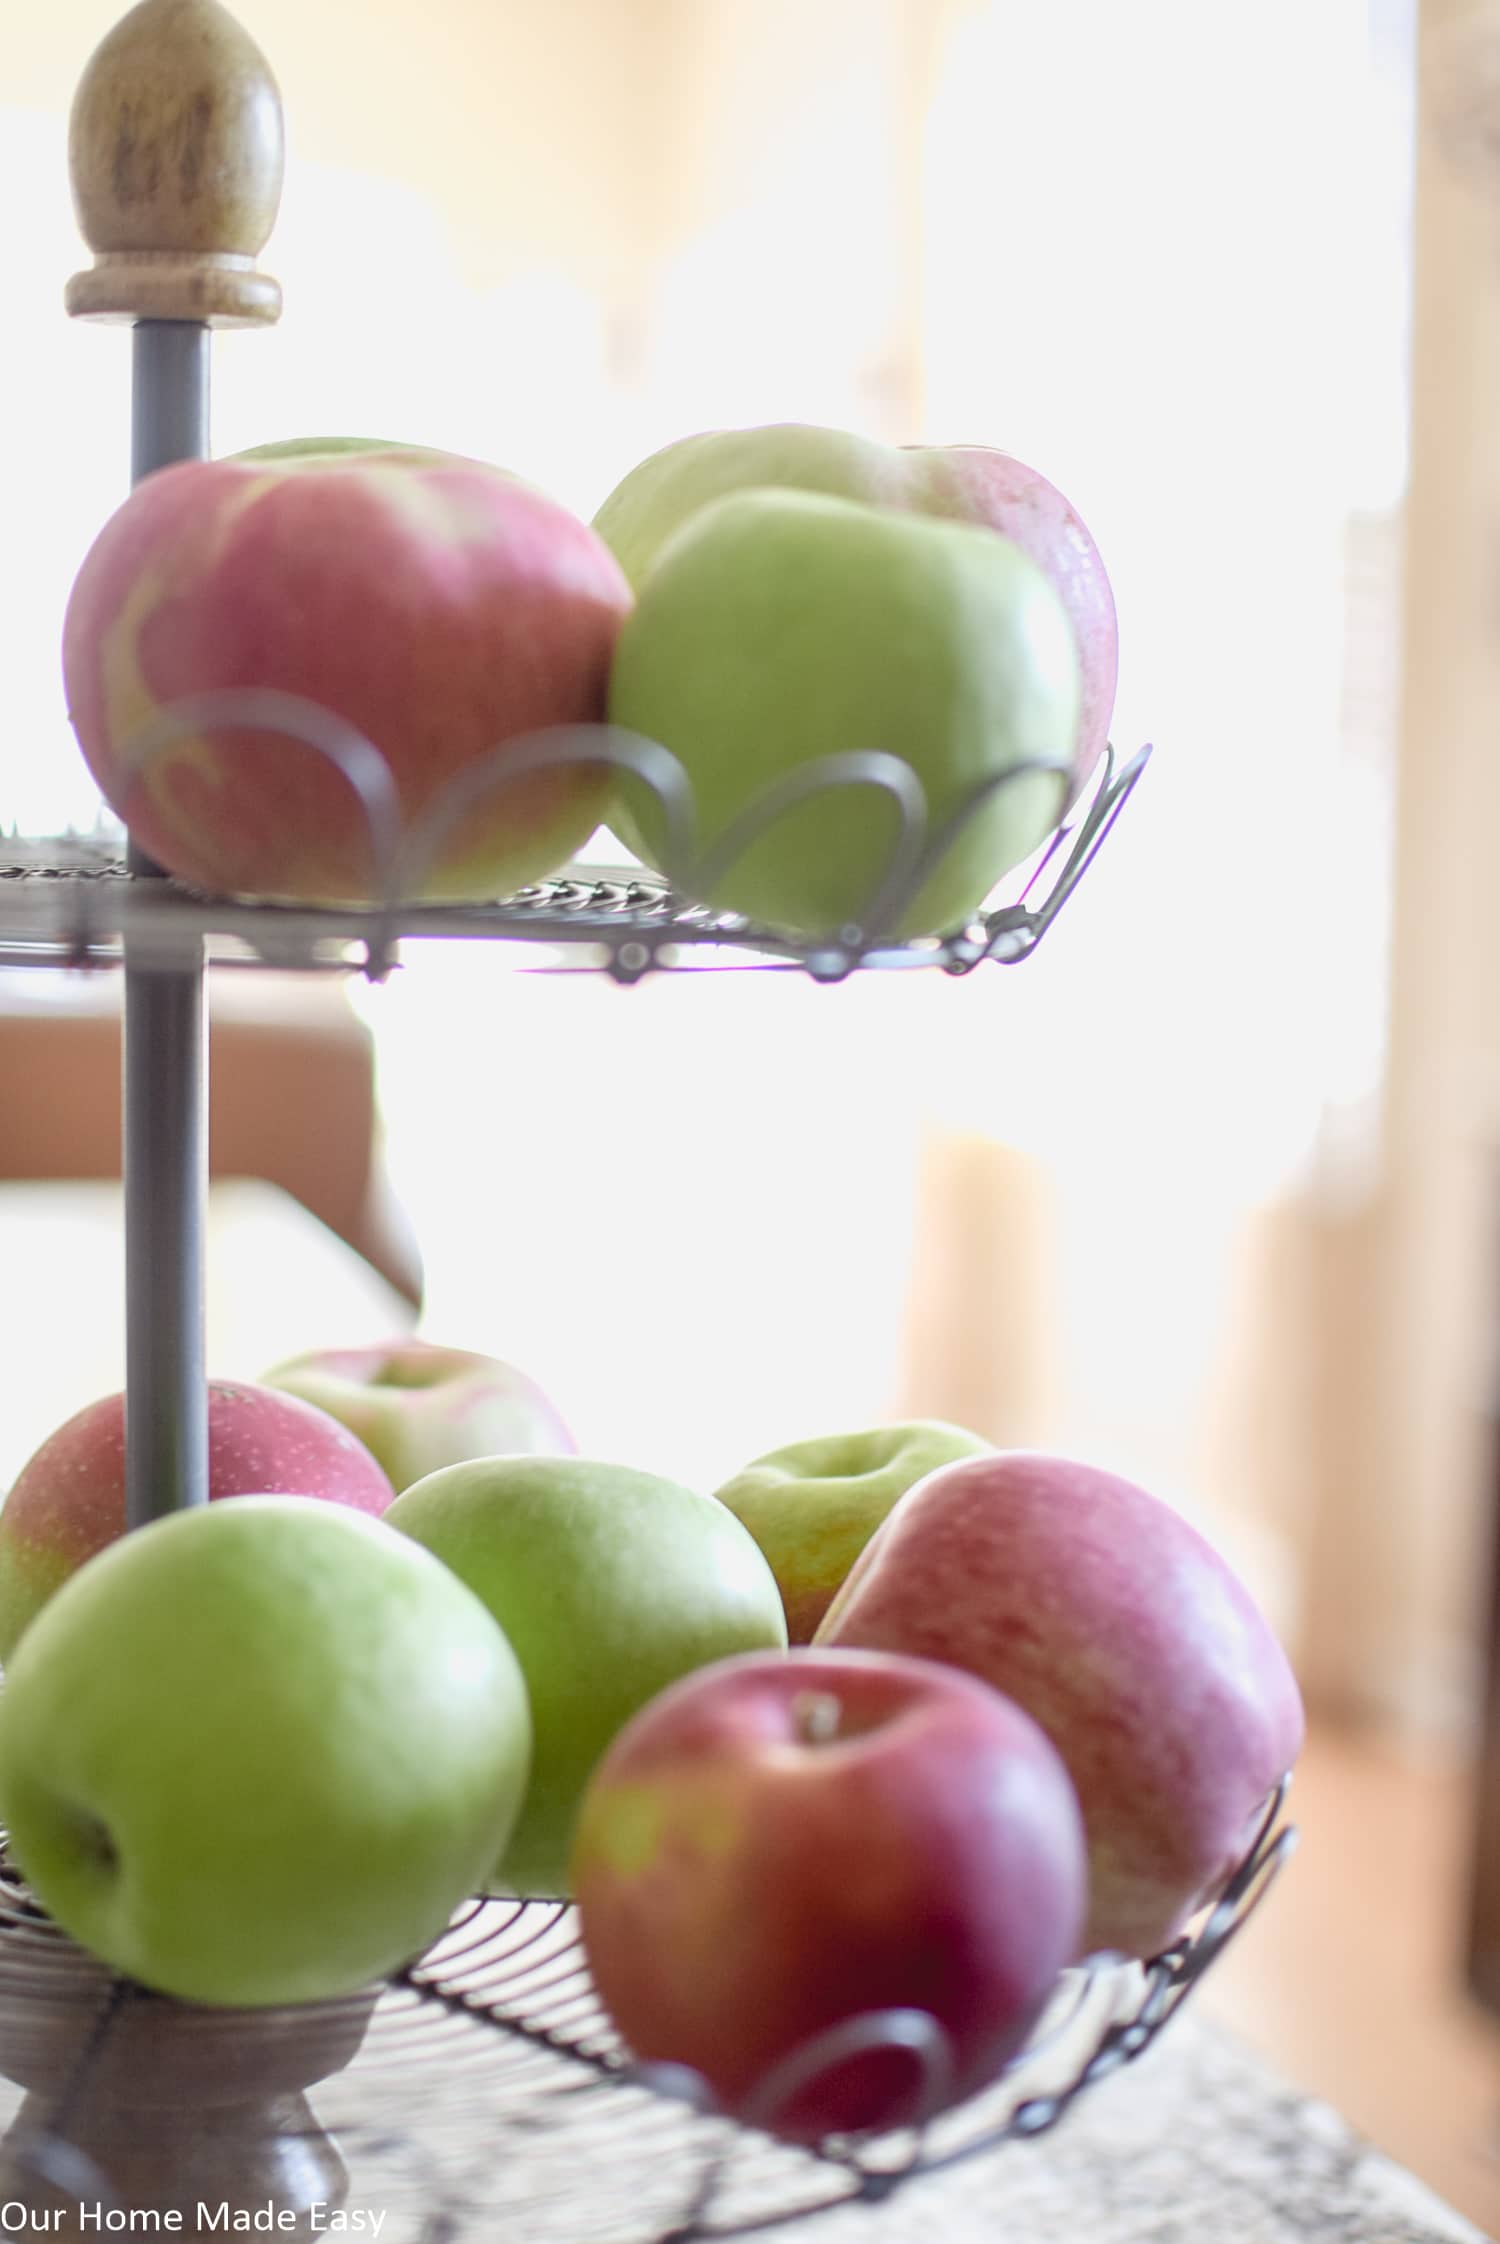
[18,421,1293,2152]
[0,1341,1301,2146]
[61,420,1118,942]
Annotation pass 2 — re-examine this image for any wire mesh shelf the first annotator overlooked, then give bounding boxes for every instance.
[0,1784,1294,2240]
[0,729,1150,985]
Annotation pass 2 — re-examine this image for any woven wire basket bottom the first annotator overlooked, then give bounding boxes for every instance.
[0,1790,1294,2242]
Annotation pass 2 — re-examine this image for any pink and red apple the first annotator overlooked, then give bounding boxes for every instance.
[816,1451,1304,1962]
[571,1646,1087,2142]
[62,442,633,903]
[593,422,1117,796]
[260,1338,575,1495]
[0,1379,395,1660]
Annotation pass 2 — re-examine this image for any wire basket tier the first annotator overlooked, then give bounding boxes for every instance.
[0,1787,1293,2241]
[0,717,1150,983]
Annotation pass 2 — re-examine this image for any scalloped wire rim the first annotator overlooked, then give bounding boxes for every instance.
[0,725,1151,982]
[0,1783,1294,2238]
[110,691,1075,943]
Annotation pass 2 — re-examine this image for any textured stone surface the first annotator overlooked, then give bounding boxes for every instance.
[298,2006,1490,2242]
[821,2016,1489,2244]
[0,1864,1482,2240]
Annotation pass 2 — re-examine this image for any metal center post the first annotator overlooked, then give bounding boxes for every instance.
[122,321,211,1527]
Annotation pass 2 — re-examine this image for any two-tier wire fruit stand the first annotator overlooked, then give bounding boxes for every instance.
[0,3,1294,2236]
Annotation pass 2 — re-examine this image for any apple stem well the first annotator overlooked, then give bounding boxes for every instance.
[69,1806,121,1878]
[792,1690,844,1746]
[370,1358,450,1391]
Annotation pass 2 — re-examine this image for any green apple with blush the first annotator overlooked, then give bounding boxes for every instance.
[234,434,451,464]
[261,1338,575,1495]
[0,1497,532,2007]
[712,1419,992,1643]
[606,488,1081,941]
[384,1455,789,1897]
[594,420,1117,798]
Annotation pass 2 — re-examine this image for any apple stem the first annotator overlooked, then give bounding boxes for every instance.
[792,1690,843,1746]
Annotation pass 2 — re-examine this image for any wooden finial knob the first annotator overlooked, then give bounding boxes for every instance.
[66,0,284,326]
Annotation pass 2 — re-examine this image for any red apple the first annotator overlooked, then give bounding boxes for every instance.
[816,1452,1304,1961]
[0,1379,395,1660]
[62,443,632,903]
[571,1646,1087,2142]
[260,1338,575,1495]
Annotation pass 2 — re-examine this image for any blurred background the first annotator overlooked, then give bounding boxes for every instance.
[8,0,1500,2221]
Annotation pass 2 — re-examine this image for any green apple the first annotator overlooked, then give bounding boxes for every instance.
[605,489,1079,940]
[383,1457,788,1897]
[594,420,1117,797]
[234,436,434,462]
[596,425,911,585]
[0,1498,532,2007]
[712,1420,993,1644]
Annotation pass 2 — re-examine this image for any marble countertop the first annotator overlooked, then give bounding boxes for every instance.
[296,1999,1491,2243]
[787,2012,1489,2244]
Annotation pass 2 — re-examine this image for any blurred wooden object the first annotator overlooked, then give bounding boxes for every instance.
[1290,0,1500,1737]
[1474,1413,1500,2031]
[0,1177,416,1492]
[898,1129,1063,1446]
[1201,1723,1500,2236]
[66,0,284,326]
[0,974,422,1311]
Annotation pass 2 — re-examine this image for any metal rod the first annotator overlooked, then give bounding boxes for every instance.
[131,321,210,494]
[123,320,211,1529]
